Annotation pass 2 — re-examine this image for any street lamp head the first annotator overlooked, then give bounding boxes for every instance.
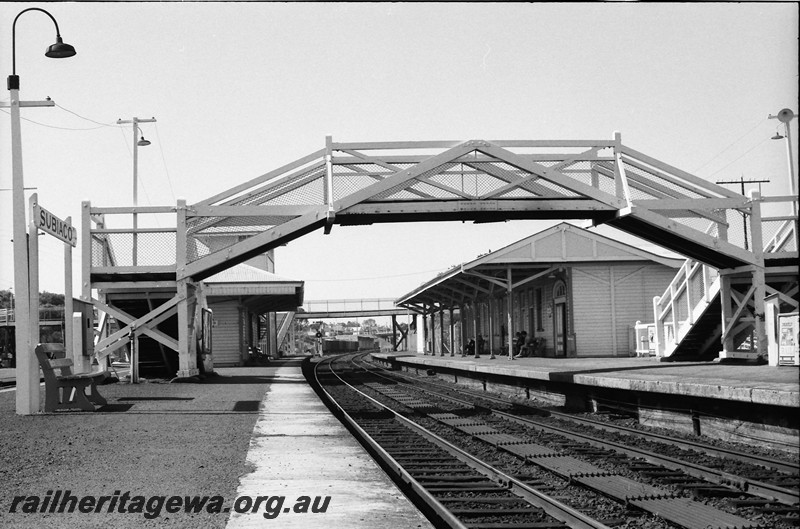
[10,8,76,79]
[137,136,151,147]
[772,132,785,140]
[44,35,76,59]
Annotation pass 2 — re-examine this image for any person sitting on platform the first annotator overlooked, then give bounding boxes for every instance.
[462,339,475,357]
[516,332,533,358]
[476,334,485,358]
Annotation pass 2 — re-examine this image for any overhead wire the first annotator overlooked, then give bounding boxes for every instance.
[53,103,118,128]
[153,123,177,202]
[705,136,772,179]
[693,117,769,175]
[0,107,107,130]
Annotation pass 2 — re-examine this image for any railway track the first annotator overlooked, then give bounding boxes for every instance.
[313,354,620,529]
[355,354,799,527]
[310,353,795,529]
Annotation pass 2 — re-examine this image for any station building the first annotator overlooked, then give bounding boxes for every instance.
[398,223,683,358]
[203,262,303,367]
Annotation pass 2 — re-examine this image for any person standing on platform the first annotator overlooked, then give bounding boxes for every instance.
[476,334,485,359]
[315,331,323,357]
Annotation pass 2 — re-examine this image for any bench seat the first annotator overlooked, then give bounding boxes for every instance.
[35,344,108,412]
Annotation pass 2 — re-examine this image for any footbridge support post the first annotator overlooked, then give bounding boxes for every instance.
[176,199,200,378]
[175,278,200,378]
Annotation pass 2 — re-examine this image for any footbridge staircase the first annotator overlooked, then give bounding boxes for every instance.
[83,135,798,376]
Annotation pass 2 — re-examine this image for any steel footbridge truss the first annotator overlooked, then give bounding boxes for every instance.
[83,135,798,376]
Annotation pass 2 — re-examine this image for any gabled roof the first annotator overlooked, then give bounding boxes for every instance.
[397,222,683,310]
[468,222,684,268]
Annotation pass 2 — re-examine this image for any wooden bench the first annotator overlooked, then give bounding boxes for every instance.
[35,344,108,412]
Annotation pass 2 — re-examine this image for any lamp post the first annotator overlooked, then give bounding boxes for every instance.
[116,117,156,209]
[5,8,76,415]
[769,109,797,239]
[115,117,154,382]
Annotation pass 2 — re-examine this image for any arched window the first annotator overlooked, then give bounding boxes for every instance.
[553,280,566,301]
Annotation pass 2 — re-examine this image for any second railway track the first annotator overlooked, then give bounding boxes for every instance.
[310,352,797,529]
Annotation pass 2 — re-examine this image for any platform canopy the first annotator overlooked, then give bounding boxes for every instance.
[396,222,685,313]
[203,263,304,313]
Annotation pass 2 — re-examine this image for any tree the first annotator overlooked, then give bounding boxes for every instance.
[0,290,12,310]
[39,292,65,307]
[0,290,65,309]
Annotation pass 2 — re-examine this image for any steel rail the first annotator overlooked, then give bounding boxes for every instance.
[492,409,799,507]
[351,358,770,529]
[356,356,799,506]
[315,354,613,529]
[311,356,467,529]
[364,354,798,475]
[349,357,761,529]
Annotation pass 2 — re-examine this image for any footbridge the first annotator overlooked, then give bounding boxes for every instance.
[295,298,416,351]
[297,298,412,319]
[83,135,798,377]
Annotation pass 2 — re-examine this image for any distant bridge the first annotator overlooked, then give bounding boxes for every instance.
[0,308,65,328]
[295,298,413,319]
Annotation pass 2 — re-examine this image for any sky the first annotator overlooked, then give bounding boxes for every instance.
[0,2,797,306]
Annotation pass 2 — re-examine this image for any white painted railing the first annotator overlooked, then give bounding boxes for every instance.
[652,258,720,357]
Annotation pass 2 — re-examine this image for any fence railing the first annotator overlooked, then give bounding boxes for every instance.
[0,307,67,325]
[85,204,178,279]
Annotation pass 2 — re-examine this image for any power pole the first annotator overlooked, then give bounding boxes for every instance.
[716,176,770,251]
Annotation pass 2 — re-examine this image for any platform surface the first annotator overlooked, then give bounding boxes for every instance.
[0,359,432,528]
[224,360,432,529]
[372,352,800,408]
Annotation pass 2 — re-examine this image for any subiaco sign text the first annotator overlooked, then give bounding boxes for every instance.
[33,202,77,247]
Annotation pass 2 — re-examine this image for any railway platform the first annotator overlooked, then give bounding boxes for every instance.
[370,352,799,407]
[370,352,799,452]
[0,358,433,528]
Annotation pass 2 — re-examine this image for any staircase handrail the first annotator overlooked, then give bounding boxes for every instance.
[763,218,797,254]
[653,258,719,357]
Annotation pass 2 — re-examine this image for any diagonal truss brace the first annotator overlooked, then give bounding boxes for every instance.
[93,295,187,359]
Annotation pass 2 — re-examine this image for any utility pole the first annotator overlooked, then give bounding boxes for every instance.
[116,117,156,266]
[716,176,770,251]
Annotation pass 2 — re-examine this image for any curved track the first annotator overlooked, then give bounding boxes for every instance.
[312,353,618,529]
[310,353,798,528]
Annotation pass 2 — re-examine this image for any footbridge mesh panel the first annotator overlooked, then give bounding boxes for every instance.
[91,231,177,267]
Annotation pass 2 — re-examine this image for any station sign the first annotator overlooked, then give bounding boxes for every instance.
[33,202,77,247]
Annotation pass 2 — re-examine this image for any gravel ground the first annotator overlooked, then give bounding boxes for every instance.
[0,367,274,528]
